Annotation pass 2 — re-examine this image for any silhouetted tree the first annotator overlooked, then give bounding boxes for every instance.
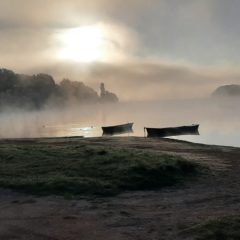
[0,69,118,110]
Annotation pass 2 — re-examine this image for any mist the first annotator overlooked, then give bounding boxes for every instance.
[1,0,240,147]
[0,67,239,147]
[22,61,240,101]
[0,97,239,147]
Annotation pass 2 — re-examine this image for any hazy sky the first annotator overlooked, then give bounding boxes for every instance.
[1,0,240,100]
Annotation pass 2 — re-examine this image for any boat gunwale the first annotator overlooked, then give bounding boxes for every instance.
[144,124,199,131]
[102,122,134,129]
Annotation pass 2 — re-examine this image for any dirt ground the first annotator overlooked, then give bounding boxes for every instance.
[0,137,240,240]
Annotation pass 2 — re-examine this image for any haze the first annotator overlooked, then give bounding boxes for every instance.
[0,0,240,146]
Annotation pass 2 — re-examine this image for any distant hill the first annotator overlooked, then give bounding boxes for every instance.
[0,68,118,110]
[212,84,240,98]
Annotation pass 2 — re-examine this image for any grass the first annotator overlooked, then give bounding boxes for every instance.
[0,142,199,196]
[183,216,240,240]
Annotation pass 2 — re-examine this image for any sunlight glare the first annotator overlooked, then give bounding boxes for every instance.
[59,25,104,62]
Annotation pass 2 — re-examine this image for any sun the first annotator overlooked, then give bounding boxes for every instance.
[58,24,104,63]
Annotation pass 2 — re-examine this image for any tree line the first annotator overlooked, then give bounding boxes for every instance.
[0,68,118,110]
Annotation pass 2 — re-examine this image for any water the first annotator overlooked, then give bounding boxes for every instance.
[0,99,239,147]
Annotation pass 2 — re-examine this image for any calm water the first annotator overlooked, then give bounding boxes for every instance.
[0,99,239,147]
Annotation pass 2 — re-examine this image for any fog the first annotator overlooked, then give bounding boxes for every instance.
[0,98,239,147]
[1,0,240,147]
[0,67,239,147]
[25,62,240,101]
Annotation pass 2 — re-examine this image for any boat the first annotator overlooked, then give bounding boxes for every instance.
[102,122,134,136]
[145,124,199,138]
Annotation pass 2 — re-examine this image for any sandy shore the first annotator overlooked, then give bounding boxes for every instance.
[0,137,239,240]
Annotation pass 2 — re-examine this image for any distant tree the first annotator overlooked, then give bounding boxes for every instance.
[0,69,119,110]
[0,69,18,92]
[59,79,99,104]
[100,83,118,103]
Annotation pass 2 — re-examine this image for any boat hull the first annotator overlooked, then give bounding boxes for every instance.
[145,124,199,138]
[102,123,134,136]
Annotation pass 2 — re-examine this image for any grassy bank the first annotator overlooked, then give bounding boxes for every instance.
[184,216,240,240]
[0,142,199,196]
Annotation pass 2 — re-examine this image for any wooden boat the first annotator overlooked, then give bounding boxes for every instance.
[145,124,199,138]
[102,122,134,136]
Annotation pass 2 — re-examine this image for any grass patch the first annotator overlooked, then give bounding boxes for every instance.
[183,216,240,240]
[0,143,199,196]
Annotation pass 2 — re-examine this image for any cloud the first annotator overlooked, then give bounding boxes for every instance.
[0,0,149,28]
[0,21,140,71]
[1,0,240,65]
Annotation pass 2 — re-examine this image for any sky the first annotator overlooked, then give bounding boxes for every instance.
[1,0,240,100]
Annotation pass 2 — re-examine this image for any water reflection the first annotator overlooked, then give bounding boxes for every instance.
[40,125,101,138]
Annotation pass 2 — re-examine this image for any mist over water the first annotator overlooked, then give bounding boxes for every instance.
[0,98,239,147]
